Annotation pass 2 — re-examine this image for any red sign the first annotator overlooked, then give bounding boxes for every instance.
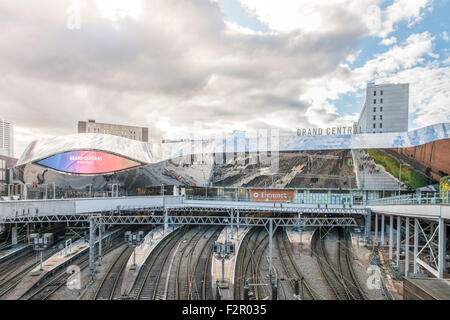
[250,189,294,202]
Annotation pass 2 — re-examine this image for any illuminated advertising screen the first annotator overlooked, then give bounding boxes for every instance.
[35,151,143,174]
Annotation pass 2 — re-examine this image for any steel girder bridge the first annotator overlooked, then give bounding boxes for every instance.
[0,201,369,279]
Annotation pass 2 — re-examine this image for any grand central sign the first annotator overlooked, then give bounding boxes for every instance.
[297,126,354,136]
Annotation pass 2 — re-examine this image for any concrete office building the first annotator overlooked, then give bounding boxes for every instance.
[78,120,148,142]
[0,119,14,157]
[356,83,409,134]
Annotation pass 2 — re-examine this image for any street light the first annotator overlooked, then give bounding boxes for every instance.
[398,163,410,196]
[86,184,93,198]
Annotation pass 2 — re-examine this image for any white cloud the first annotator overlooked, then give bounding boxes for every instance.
[442,31,449,42]
[298,31,447,128]
[238,0,432,38]
[0,0,446,159]
[346,50,362,64]
[380,36,397,46]
[379,0,433,37]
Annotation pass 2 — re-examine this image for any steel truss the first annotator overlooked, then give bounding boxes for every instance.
[96,215,358,227]
[374,212,447,278]
[165,205,368,215]
[1,215,91,223]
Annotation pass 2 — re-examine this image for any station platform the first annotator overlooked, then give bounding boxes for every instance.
[0,243,30,263]
[286,227,314,246]
[5,230,119,300]
[120,225,180,297]
[403,277,450,300]
[211,226,251,300]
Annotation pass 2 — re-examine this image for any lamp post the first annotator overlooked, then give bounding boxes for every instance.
[23,183,33,200]
[398,163,410,196]
[87,184,92,198]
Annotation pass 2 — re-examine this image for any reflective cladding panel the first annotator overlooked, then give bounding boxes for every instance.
[35,150,142,174]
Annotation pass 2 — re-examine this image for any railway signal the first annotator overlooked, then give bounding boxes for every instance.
[28,233,53,272]
[125,231,144,270]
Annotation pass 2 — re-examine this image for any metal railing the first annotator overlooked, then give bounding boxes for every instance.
[185,195,365,205]
[368,192,449,206]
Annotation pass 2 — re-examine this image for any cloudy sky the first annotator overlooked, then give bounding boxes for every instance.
[1,0,449,158]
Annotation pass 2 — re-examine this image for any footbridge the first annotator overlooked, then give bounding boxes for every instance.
[368,195,449,279]
[1,195,447,279]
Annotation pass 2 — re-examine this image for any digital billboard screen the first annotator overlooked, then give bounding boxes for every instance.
[35,150,143,174]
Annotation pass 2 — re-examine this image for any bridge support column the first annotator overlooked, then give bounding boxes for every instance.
[381,214,385,247]
[89,217,95,277]
[268,219,273,279]
[405,217,410,277]
[230,209,234,240]
[396,216,401,268]
[365,211,371,244]
[389,215,393,260]
[11,225,17,245]
[298,212,302,244]
[164,209,168,232]
[374,214,378,245]
[98,223,102,266]
[438,218,446,278]
[236,209,239,234]
[413,218,419,274]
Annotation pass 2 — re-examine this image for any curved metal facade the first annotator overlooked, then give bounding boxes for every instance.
[13,122,450,191]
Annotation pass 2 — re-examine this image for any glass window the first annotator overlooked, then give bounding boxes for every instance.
[373,99,376,104]
[380,106,383,112]
[373,115,376,120]
[373,107,376,112]
[380,115,383,120]
[380,123,383,128]
[374,91,376,96]
[373,123,376,128]
[380,98,383,103]
[380,90,383,95]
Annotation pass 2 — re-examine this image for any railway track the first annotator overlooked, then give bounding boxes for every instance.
[174,228,208,300]
[275,230,320,300]
[20,235,123,300]
[133,227,187,300]
[234,228,270,300]
[135,226,220,300]
[93,246,134,300]
[189,227,221,300]
[337,228,367,300]
[312,227,366,300]
[0,245,69,298]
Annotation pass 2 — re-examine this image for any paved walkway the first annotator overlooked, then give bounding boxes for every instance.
[286,227,314,246]
[211,226,250,300]
[354,149,401,191]
[120,225,180,297]
[6,238,89,300]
